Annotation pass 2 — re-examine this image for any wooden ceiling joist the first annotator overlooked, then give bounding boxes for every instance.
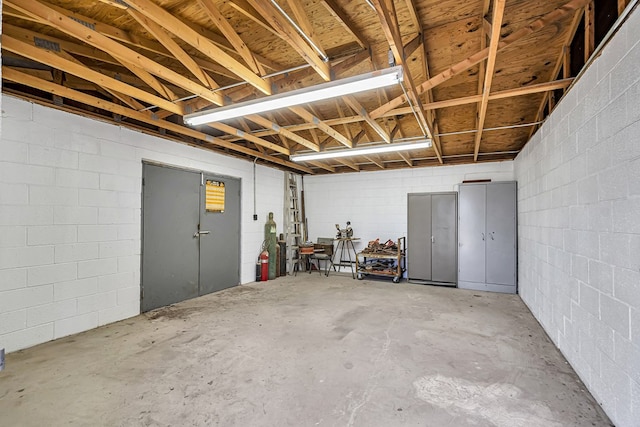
[320,0,370,49]
[3,2,170,58]
[2,35,184,115]
[285,0,328,59]
[6,0,228,106]
[370,0,594,119]
[127,8,220,90]
[246,0,331,81]
[3,2,244,78]
[245,114,320,152]
[528,6,585,139]
[398,151,414,167]
[365,154,386,169]
[473,0,506,161]
[308,160,336,173]
[343,95,390,143]
[288,106,353,148]
[196,0,265,75]
[206,122,290,155]
[3,24,119,69]
[228,0,283,39]
[115,58,179,101]
[371,0,443,163]
[94,0,274,77]
[334,158,360,171]
[122,0,271,94]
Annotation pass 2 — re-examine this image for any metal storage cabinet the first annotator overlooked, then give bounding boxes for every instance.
[407,192,457,285]
[458,182,517,294]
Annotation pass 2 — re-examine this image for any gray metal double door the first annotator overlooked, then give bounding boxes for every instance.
[141,163,240,312]
[407,193,457,285]
[458,182,517,293]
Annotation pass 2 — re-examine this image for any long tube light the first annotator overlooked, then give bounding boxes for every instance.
[290,140,432,162]
[183,66,404,126]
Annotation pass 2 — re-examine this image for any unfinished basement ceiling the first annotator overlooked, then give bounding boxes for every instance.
[1,0,628,174]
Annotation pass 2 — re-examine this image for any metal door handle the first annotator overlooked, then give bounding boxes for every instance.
[193,230,211,237]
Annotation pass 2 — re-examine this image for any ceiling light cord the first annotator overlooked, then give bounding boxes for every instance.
[435,121,545,137]
[269,0,329,63]
[399,80,430,139]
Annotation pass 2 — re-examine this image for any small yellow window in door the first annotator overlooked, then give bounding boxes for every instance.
[205,180,225,212]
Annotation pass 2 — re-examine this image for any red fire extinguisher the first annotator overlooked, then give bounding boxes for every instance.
[260,250,269,281]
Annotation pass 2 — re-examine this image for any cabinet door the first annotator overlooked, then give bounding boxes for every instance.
[486,182,516,285]
[408,194,432,280]
[432,194,457,283]
[458,184,486,283]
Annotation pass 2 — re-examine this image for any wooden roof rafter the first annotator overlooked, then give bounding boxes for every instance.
[288,106,354,149]
[3,2,169,58]
[2,24,183,101]
[2,35,184,115]
[370,0,594,120]
[244,114,320,152]
[114,58,179,101]
[6,0,228,106]
[473,0,506,161]
[4,1,245,82]
[227,0,283,39]
[120,0,272,94]
[402,0,442,155]
[370,0,443,163]
[246,0,331,81]
[98,0,277,76]
[196,0,265,75]
[285,0,328,60]
[320,0,370,50]
[343,95,390,143]
[127,8,220,90]
[206,121,290,155]
[528,6,585,139]
[52,51,145,111]
[477,0,492,97]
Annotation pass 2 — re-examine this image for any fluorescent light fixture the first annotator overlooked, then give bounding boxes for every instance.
[290,140,432,162]
[183,66,404,126]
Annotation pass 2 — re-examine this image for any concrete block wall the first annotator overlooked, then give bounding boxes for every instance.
[304,162,514,253]
[0,95,284,352]
[514,7,640,426]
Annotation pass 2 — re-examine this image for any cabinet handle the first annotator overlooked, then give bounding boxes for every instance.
[490,232,495,240]
[431,236,435,244]
[481,232,485,241]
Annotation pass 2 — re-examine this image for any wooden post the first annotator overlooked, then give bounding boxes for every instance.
[584,1,595,63]
[618,0,628,15]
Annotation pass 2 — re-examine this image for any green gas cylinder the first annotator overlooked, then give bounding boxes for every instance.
[264,212,277,280]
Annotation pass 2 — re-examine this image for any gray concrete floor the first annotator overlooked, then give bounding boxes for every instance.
[0,274,611,427]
